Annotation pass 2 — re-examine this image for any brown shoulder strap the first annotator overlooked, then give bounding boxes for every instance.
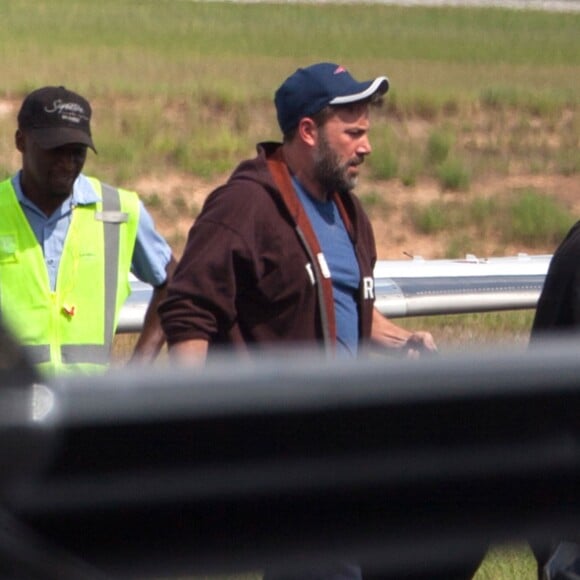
[265,149,336,350]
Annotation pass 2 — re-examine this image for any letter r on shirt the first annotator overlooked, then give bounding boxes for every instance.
[363,276,374,300]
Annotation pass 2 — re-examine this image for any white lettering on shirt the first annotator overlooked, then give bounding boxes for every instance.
[363,276,374,300]
[317,253,332,279]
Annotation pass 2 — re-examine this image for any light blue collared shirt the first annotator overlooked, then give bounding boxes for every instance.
[12,172,172,291]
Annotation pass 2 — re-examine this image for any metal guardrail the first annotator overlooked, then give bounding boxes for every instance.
[119,254,552,333]
[2,342,580,578]
[373,253,550,317]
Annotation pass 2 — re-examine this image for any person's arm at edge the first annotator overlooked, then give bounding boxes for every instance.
[370,307,437,358]
[129,255,178,363]
[167,338,209,365]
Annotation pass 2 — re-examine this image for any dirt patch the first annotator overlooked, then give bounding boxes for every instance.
[133,170,580,260]
[364,172,580,259]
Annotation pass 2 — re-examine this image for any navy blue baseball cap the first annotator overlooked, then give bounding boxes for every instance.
[275,62,389,135]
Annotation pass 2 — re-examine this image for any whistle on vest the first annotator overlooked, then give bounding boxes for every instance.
[62,304,76,318]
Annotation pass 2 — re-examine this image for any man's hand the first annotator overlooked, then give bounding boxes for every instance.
[371,308,438,358]
[168,339,209,365]
[402,331,438,359]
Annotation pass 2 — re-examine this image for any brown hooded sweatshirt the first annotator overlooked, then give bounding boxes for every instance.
[159,142,377,356]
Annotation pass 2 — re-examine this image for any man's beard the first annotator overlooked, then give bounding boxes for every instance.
[313,132,360,196]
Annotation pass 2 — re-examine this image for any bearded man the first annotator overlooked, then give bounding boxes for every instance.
[158,58,473,580]
[160,62,436,362]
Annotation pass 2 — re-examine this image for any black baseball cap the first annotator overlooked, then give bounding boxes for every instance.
[275,62,389,135]
[17,86,96,152]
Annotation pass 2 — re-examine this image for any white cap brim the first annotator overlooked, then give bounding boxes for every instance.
[329,76,390,106]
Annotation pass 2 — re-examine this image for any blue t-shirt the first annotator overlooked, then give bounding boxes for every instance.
[293,177,360,357]
[12,172,171,291]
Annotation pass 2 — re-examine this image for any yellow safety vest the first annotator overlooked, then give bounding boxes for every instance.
[0,177,140,377]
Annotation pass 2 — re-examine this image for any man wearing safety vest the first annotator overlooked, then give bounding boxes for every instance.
[0,86,177,377]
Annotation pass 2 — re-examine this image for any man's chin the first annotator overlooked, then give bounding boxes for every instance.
[346,176,358,191]
[50,175,76,196]
[50,190,72,199]
[337,179,357,196]
[346,168,359,185]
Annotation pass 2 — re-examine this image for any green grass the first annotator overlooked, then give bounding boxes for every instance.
[0,1,578,187]
[427,128,454,165]
[402,310,535,351]
[474,543,538,580]
[507,189,574,246]
[2,2,579,81]
[407,189,575,254]
[436,156,472,190]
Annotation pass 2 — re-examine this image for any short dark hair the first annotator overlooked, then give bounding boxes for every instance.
[282,96,384,142]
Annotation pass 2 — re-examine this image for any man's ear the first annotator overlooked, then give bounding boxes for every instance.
[297,117,318,147]
[15,129,25,153]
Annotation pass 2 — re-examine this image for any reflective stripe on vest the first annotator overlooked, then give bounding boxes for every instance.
[101,182,123,360]
[22,344,109,366]
[21,344,51,365]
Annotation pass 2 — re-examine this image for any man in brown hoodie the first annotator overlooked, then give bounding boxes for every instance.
[160,63,436,363]
[159,63,448,580]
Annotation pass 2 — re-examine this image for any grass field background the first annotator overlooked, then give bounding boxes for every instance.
[1,0,578,186]
[2,1,579,578]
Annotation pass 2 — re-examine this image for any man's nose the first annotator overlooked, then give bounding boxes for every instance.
[57,150,81,166]
[358,136,372,156]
